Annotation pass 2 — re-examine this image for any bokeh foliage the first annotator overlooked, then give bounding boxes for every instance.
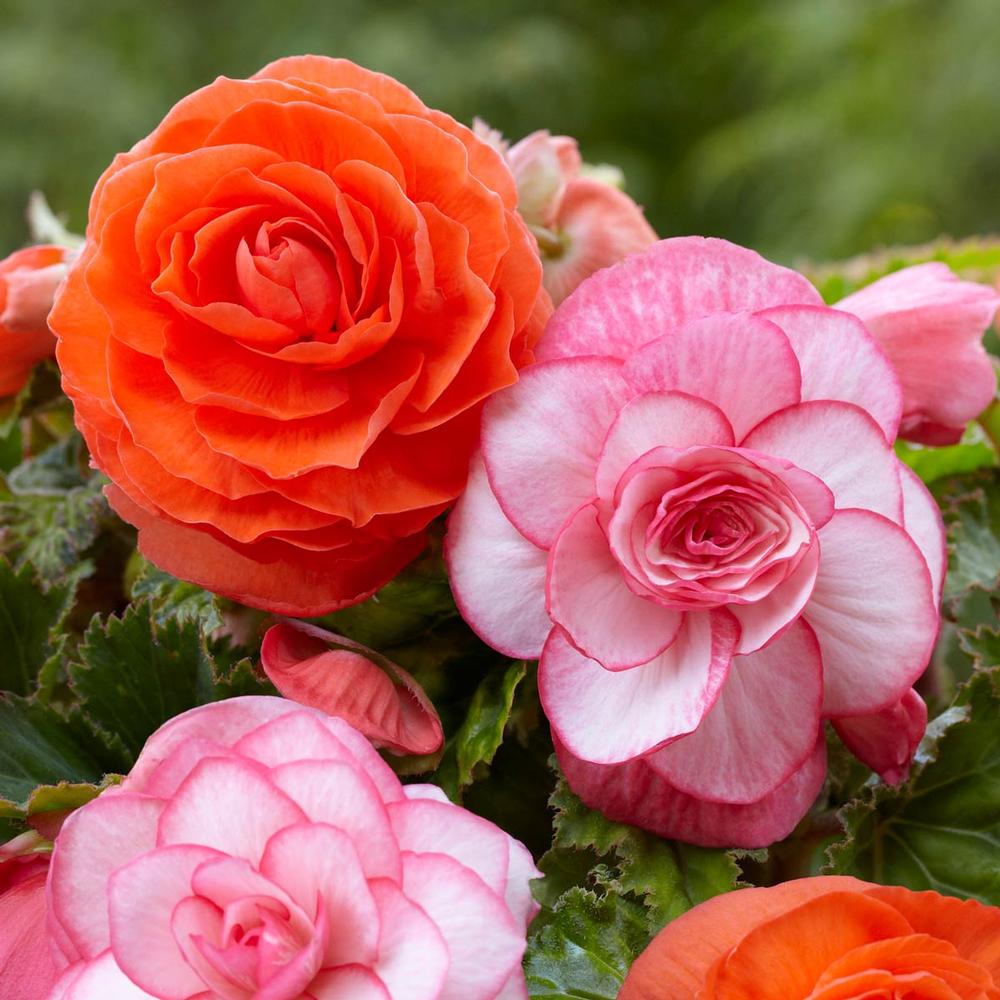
[4,0,1000,260]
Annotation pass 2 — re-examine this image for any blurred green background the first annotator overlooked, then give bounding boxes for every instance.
[2,0,1000,264]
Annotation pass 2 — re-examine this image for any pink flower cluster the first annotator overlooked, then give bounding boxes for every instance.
[39,698,539,1000]
[447,237,973,847]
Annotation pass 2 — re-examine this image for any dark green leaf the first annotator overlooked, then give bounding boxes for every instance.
[825,668,1000,904]
[317,546,458,649]
[436,660,526,800]
[69,602,220,765]
[524,887,650,1000]
[936,470,1000,603]
[0,559,74,696]
[0,695,106,810]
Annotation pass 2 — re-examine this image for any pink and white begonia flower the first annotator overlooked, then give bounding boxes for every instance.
[447,237,945,848]
[837,262,1000,445]
[504,130,657,306]
[44,697,540,1000]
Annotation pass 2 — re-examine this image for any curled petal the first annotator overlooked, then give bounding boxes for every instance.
[261,619,443,756]
[833,687,927,785]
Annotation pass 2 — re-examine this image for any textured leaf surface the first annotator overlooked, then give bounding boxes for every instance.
[69,601,268,766]
[826,668,1000,903]
[0,560,73,696]
[0,696,107,810]
[548,775,745,929]
[525,887,651,1000]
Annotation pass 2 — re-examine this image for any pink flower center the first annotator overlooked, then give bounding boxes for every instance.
[608,447,819,610]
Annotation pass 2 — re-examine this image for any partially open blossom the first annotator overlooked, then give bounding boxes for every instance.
[0,834,57,1000]
[0,245,73,396]
[619,876,1000,999]
[47,696,540,999]
[837,263,1000,445]
[261,619,444,755]
[50,56,550,616]
[504,130,656,305]
[448,237,944,847]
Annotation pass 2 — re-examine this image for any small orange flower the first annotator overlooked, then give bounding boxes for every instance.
[50,56,550,615]
[620,876,1000,999]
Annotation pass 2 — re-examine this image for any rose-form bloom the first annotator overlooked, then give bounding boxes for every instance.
[619,876,1000,999]
[50,56,550,617]
[261,619,444,756]
[837,263,1000,445]
[447,237,944,847]
[0,837,57,1000]
[46,696,540,999]
[505,131,656,306]
[0,244,73,396]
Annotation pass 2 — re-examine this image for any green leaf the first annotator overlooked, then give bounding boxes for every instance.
[0,559,74,696]
[0,696,107,810]
[7,435,88,495]
[825,668,1000,904]
[23,775,122,838]
[130,558,224,633]
[548,775,744,929]
[435,660,526,800]
[525,887,651,1000]
[69,602,235,766]
[935,470,1000,603]
[896,430,997,486]
[317,545,458,649]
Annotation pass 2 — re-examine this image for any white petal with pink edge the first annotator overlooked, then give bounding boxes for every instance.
[555,732,827,850]
[311,964,391,1000]
[804,509,938,717]
[621,312,802,440]
[595,391,735,501]
[367,879,449,1000]
[760,304,903,439]
[124,696,297,790]
[156,757,305,862]
[836,262,1000,438]
[107,843,222,998]
[481,356,631,547]
[547,502,683,669]
[729,544,820,654]
[259,822,379,968]
[401,852,525,1000]
[50,951,158,1000]
[49,793,165,960]
[445,454,551,659]
[536,236,822,362]
[899,462,946,603]
[647,618,823,803]
[742,400,903,520]
[538,611,737,764]
[269,759,400,880]
[233,709,403,802]
[504,838,543,930]
[387,798,510,895]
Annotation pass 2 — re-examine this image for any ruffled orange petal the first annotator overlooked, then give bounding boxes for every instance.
[619,877,871,1000]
